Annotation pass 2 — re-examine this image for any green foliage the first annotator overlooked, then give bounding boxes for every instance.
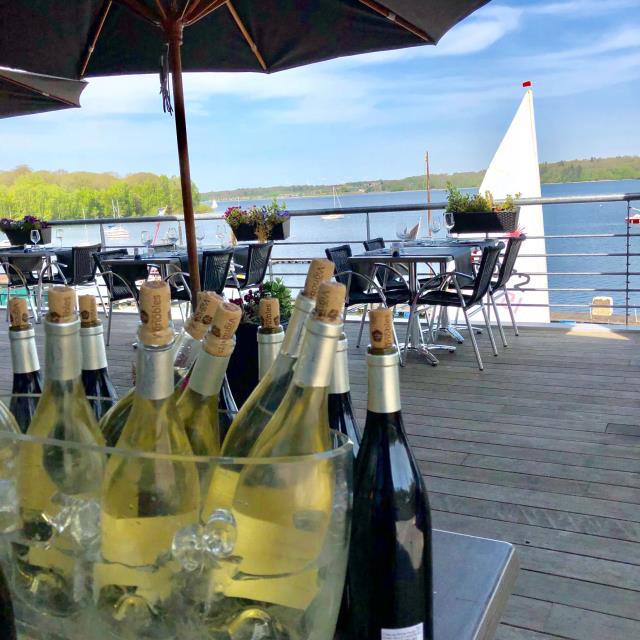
[0,167,201,220]
[445,183,492,213]
[230,277,293,325]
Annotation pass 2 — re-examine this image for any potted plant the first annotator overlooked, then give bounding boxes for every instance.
[224,200,291,242]
[0,215,52,245]
[445,183,521,233]
[226,278,293,406]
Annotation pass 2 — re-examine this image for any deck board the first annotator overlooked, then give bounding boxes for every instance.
[1,314,639,639]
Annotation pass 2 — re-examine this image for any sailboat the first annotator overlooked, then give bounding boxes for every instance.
[103,199,130,241]
[322,186,345,220]
[480,82,549,324]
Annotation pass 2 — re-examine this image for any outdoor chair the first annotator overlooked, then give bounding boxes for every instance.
[362,237,409,290]
[93,249,144,345]
[226,242,273,295]
[0,254,42,322]
[325,244,411,349]
[409,242,504,371]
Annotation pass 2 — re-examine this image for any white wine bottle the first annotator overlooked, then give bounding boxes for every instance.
[348,308,433,639]
[96,281,199,635]
[177,301,242,458]
[257,297,284,380]
[206,282,346,612]
[16,286,105,617]
[8,298,42,433]
[79,295,118,421]
[99,290,223,446]
[0,392,21,534]
[221,258,335,457]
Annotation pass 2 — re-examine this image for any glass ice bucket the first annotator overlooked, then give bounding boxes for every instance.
[0,426,352,640]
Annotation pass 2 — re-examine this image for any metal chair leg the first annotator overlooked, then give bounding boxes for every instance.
[504,287,519,336]
[95,283,107,314]
[106,300,113,346]
[490,292,508,348]
[356,304,368,348]
[480,301,498,357]
[462,305,483,371]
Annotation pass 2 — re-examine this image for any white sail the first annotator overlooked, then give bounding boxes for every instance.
[480,88,550,324]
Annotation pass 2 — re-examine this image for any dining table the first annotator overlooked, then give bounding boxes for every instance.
[349,240,495,365]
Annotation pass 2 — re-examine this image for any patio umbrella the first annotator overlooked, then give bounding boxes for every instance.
[0,67,86,118]
[0,0,489,293]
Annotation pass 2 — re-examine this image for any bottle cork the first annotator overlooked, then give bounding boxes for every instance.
[204,302,242,357]
[185,291,224,340]
[259,297,281,330]
[79,295,99,327]
[313,282,346,324]
[9,298,30,330]
[47,286,77,324]
[302,259,335,300]
[369,307,395,351]
[139,280,173,347]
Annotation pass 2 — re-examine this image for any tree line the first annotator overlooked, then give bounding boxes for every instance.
[0,166,202,220]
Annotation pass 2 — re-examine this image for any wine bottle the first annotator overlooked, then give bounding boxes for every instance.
[8,298,42,433]
[257,297,284,380]
[328,334,361,457]
[204,282,346,611]
[79,295,118,421]
[97,281,199,635]
[177,302,241,458]
[217,375,238,443]
[0,564,16,640]
[99,290,223,446]
[0,394,21,534]
[348,308,433,640]
[221,258,335,457]
[16,286,105,617]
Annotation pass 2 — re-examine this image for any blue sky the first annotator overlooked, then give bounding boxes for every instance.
[1,0,639,191]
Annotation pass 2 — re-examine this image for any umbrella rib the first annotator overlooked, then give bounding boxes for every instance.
[80,0,113,77]
[184,0,228,25]
[154,0,168,22]
[358,0,435,43]
[226,2,267,71]
[114,0,161,25]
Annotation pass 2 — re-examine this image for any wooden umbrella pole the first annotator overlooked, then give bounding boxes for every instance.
[168,21,201,295]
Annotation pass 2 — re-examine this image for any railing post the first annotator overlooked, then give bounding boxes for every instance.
[626,200,631,327]
[366,211,371,241]
[99,222,106,248]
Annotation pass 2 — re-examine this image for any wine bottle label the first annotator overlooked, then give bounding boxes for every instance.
[367,351,401,413]
[280,293,315,357]
[189,351,230,397]
[9,327,39,374]
[80,325,108,371]
[137,343,175,400]
[329,336,350,394]
[382,623,424,639]
[294,318,342,387]
[257,330,284,380]
[101,510,198,567]
[45,320,82,381]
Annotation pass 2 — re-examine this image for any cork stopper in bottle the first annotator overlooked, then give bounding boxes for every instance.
[204,302,242,357]
[139,280,173,347]
[259,297,281,330]
[47,286,77,324]
[369,307,395,351]
[313,282,346,324]
[302,259,335,300]
[9,298,30,330]
[185,291,224,340]
[79,295,99,327]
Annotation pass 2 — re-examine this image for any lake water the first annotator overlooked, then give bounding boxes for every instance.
[22,179,640,316]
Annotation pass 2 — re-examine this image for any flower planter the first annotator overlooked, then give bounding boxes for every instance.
[2,227,52,246]
[448,208,520,234]
[231,218,290,241]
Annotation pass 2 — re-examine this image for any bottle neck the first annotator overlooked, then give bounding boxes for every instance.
[9,326,40,375]
[80,323,108,371]
[172,329,201,375]
[280,293,315,357]
[293,318,343,388]
[188,350,230,399]
[257,328,285,380]
[136,340,176,401]
[329,336,350,395]
[366,349,401,413]
[44,319,82,381]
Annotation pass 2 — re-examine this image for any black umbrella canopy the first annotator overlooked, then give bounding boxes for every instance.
[0,67,86,119]
[0,0,490,292]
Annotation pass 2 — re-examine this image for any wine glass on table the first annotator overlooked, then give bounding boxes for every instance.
[395,221,410,249]
[430,214,442,242]
[444,212,455,239]
[30,229,40,249]
[196,226,205,246]
[167,226,179,251]
[216,224,225,247]
[55,228,64,247]
[140,230,151,255]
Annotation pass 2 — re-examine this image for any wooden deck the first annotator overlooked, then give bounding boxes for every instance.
[2,314,640,640]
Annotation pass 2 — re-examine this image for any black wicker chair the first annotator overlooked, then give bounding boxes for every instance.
[325,244,411,349]
[0,254,42,322]
[410,242,504,370]
[226,242,273,293]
